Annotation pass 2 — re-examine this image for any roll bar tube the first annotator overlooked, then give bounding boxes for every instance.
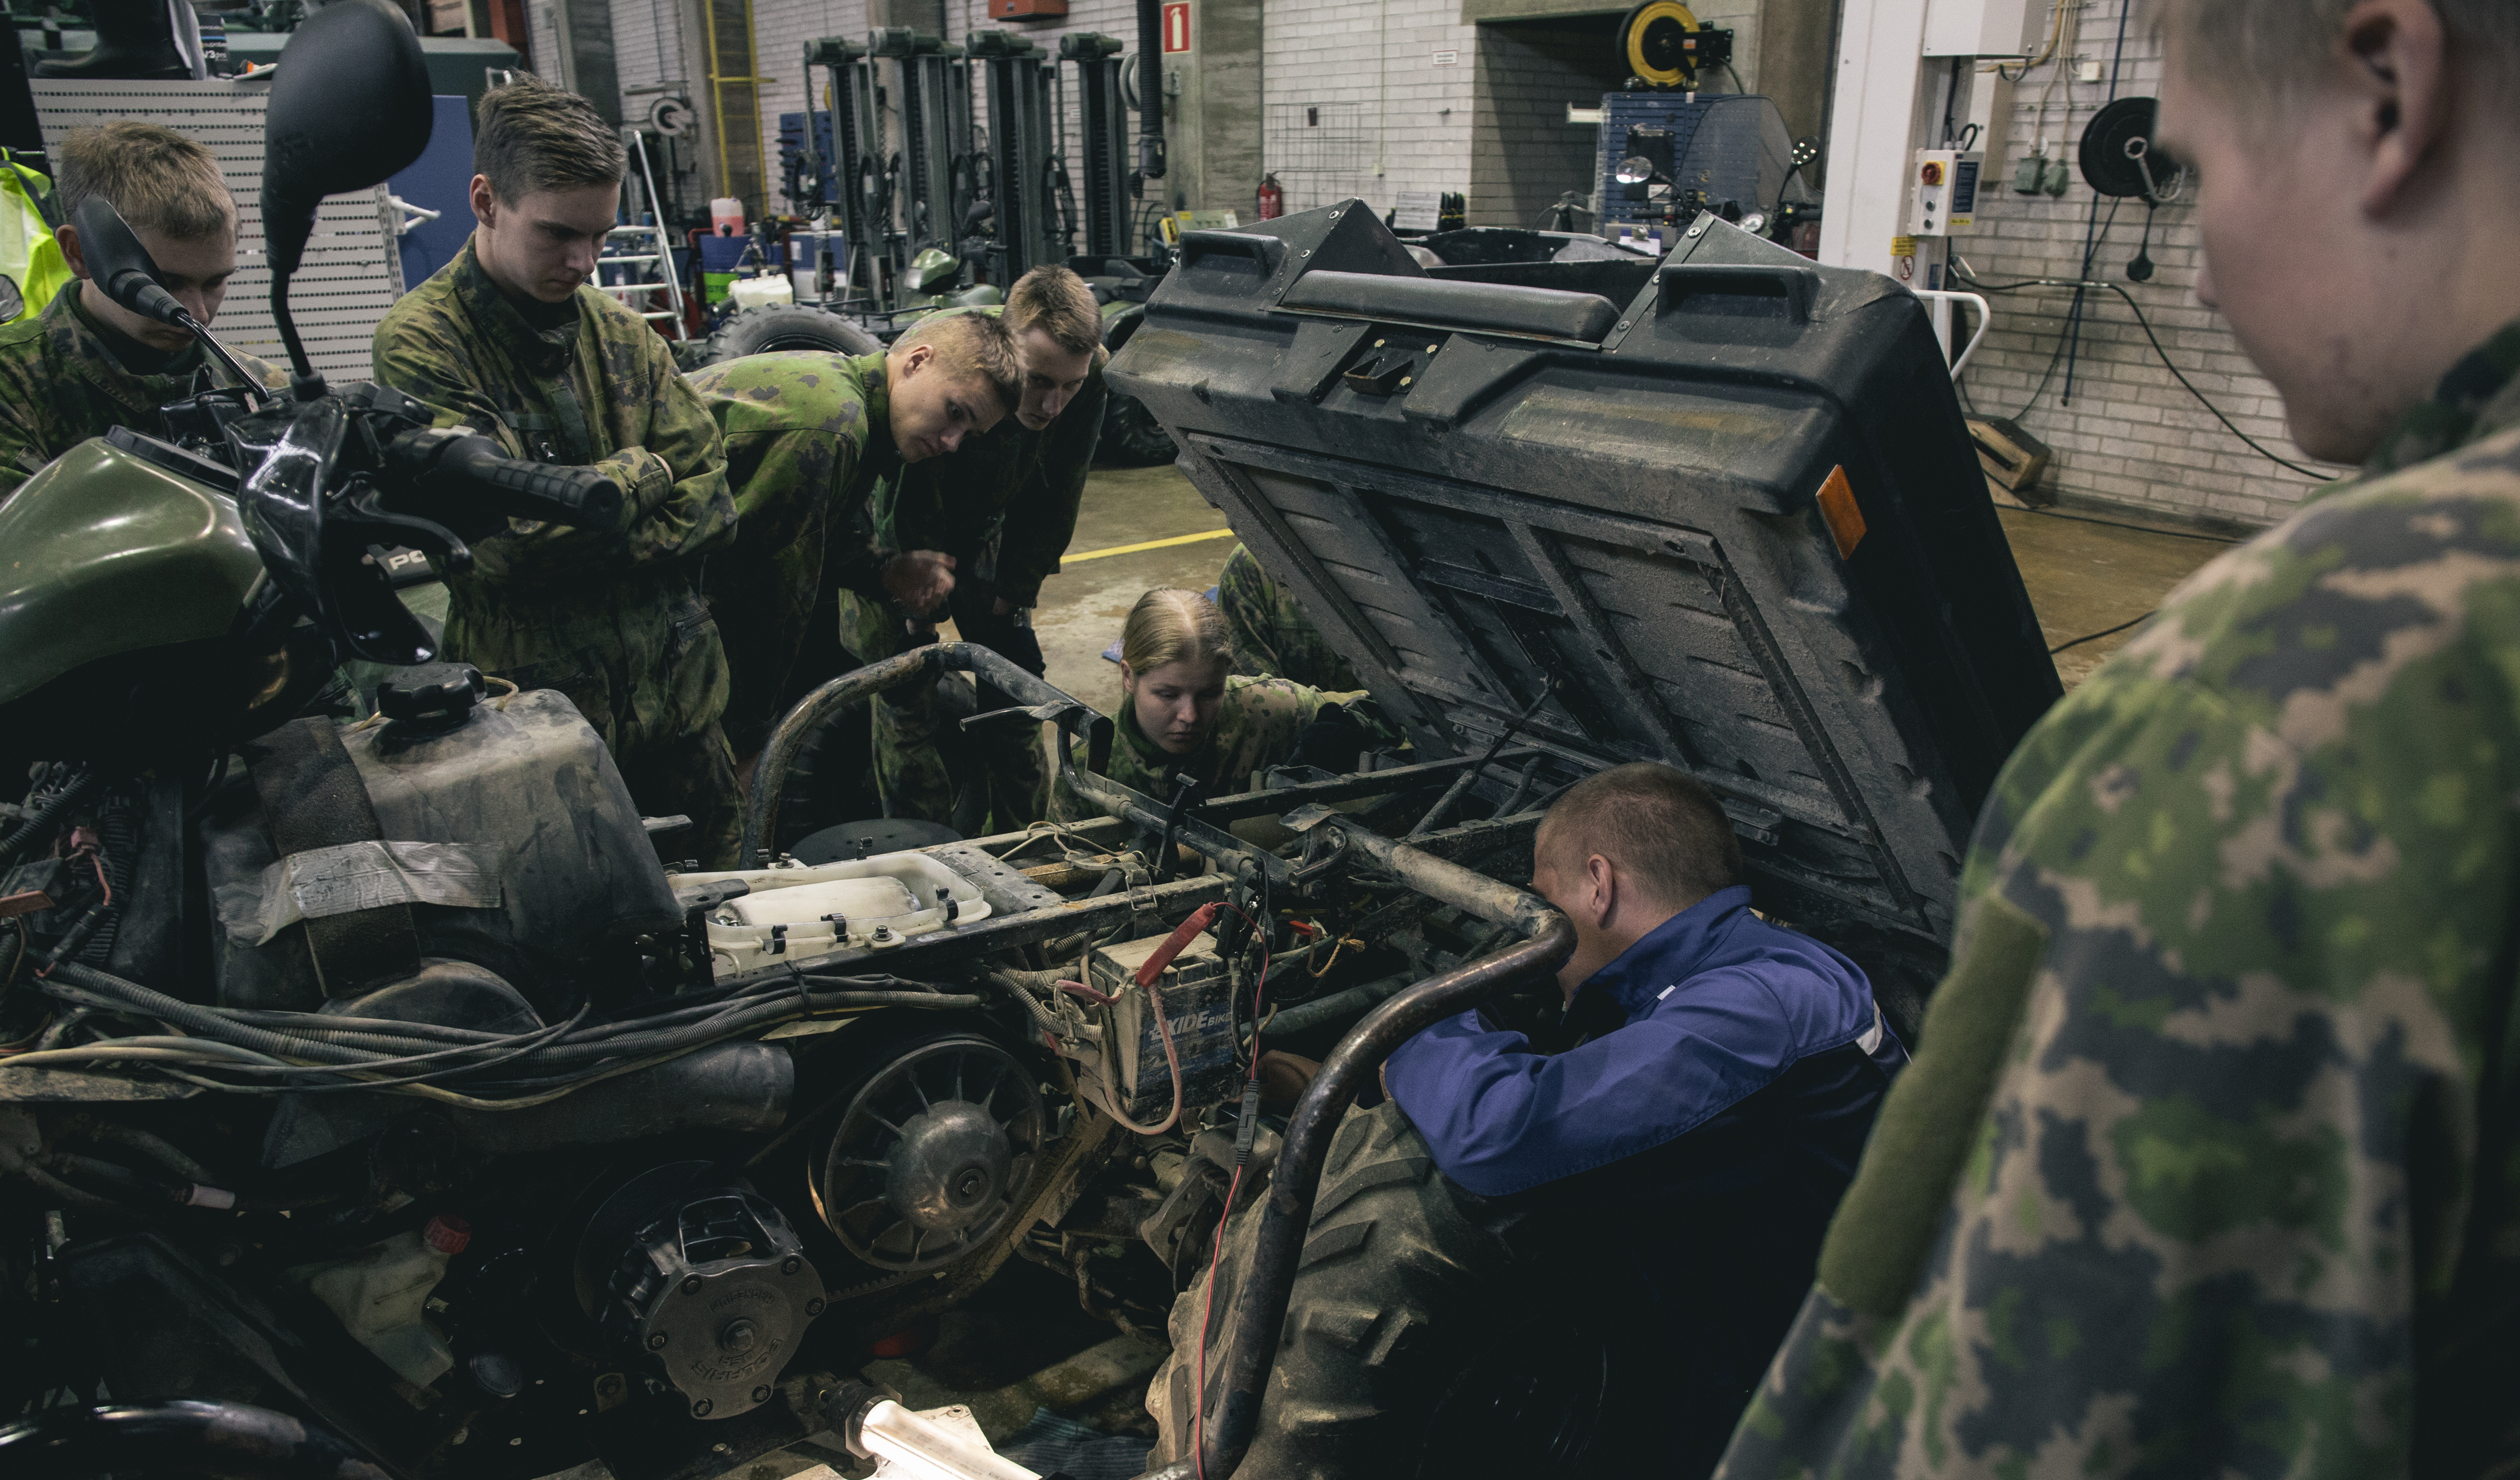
[1200,818,1572,1478]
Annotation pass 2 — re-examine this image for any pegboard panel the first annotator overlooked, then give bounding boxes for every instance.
[34,79,405,383]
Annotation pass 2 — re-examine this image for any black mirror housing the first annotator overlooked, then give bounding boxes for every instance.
[72,197,187,325]
[260,0,434,278]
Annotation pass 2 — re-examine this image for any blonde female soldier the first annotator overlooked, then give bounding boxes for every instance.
[1058,588,1392,815]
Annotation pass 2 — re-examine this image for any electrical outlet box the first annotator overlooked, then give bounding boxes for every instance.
[1909,149,1983,235]
[1923,0,2041,57]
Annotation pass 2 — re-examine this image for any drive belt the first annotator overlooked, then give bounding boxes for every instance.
[246,717,422,998]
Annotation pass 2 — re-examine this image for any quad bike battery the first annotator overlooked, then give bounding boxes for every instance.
[1090,930,1242,1123]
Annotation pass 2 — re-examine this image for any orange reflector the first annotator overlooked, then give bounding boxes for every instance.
[1816,466,1865,558]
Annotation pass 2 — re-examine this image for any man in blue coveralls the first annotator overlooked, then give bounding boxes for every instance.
[1383,761,1908,1476]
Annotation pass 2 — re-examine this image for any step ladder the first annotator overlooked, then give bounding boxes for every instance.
[596,132,691,340]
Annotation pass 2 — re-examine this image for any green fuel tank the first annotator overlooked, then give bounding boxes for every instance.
[0,437,265,706]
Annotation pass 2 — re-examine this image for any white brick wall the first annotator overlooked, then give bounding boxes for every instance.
[608,0,688,123]
[605,0,1780,234]
[1952,0,2349,525]
[582,0,2335,528]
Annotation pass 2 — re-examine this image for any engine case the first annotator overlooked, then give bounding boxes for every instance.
[579,1163,824,1420]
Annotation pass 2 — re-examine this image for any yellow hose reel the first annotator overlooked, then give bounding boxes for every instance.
[1618,1,1710,89]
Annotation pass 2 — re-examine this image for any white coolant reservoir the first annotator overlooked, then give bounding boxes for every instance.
[685,850,992,976]
[297,1214,469,1392]
[729,874,918,927]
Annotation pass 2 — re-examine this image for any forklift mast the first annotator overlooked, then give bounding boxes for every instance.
[872,26,970,285]
[967,31,1060,287]
[1060,32,1132,261]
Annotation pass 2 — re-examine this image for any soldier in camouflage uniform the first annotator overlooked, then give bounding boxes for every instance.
[1717,3,2520,1475]
[848,268,1108,831]
[686,310,1019,760]
[1219,541,1364,693]
[1054,587,1391,821]
[0,122,284,498]
[372,80,744,865]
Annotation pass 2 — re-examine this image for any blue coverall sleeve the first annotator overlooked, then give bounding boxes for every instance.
[1381,967,1825,1198]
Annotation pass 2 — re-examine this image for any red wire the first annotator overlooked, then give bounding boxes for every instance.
[1192,901,1272,1480]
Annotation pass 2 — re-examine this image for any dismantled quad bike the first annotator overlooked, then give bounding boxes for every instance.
[0,18,2058,1471]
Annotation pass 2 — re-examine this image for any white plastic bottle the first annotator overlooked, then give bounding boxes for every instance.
[300,1214,469,1392]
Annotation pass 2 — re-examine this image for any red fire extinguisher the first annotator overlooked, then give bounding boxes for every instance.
[1257,173,1283,220]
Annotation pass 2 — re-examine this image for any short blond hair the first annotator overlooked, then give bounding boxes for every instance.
[56,121,235,242]
[1005,265,1102,357]
[892,311,1022,413]
[475,76,625,203]
[1121,588,1235,679]
[2153,0,2520,118]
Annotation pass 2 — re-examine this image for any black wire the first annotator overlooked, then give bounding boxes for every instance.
[2060,0,2139,406]
[1956,271,2334,479]
[2049,612,2154,655]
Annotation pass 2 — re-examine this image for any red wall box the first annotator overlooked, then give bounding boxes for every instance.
[990,0,1069,17]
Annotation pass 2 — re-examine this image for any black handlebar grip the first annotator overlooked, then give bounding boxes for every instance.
[432,434,624,531]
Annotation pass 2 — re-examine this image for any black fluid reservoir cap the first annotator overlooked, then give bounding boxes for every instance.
[376,663,487,728]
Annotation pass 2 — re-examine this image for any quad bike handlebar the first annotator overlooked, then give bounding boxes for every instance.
[382,426,626,534]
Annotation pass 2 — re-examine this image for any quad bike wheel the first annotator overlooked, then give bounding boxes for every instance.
[1149,1101,1619,1478]
[1100,392,1177,467]
[701,305,885,366]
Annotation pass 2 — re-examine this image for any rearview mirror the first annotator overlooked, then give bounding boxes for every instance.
[260,0,433,281]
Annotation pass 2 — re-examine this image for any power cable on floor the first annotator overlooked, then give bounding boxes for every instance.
[1995,503,2241,544]
[2049,610,2154,655]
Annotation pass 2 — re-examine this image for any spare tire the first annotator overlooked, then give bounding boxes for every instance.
[701,305,885,365]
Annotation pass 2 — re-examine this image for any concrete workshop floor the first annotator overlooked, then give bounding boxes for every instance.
[1002,461,2235,702]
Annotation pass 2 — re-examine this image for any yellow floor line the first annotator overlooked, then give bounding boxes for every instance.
[1062,528,1235,563]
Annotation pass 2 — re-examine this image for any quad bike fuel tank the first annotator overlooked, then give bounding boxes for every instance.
[199,686,683,1012]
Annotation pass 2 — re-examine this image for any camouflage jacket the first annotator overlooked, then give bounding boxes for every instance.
[1056,674,1378,821]
[1219,541,1364,693]
[685,350,897,753]
[1715,321,2520,1478]
[371,240,735,750]
[0,279,283,499]
[883,309,1106,607]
